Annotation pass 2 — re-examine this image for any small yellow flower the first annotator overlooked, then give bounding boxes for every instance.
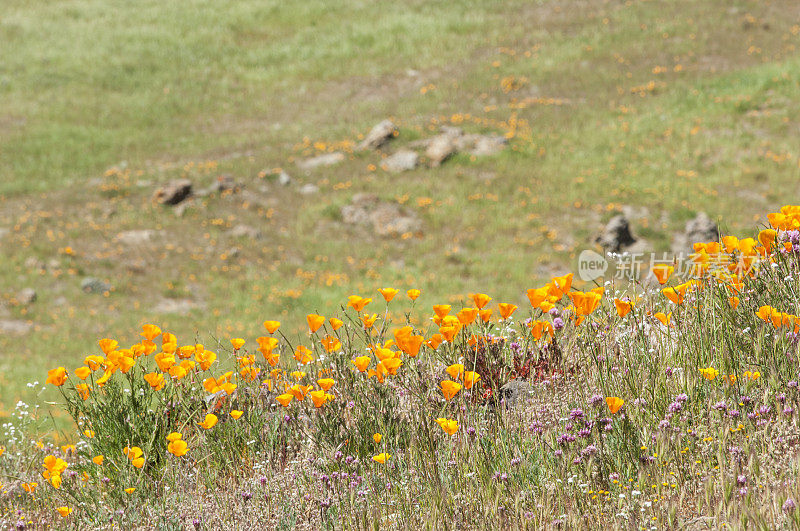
[435,418,459,436]
[92,455,104,465]
[372,452,391,464]
[124,487,136,494]
[198,413,218,430]
[168,439,188,457]
[57,507,72,517]
[373,433,382,444]
[230,410,244,419]
[699,367,719,381]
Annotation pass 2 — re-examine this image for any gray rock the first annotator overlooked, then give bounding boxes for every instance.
[239,190,278,211]
[229,224,263,239]
[425,134,458,167]
[595,215,636,252]
[81,278,112,294]
[116,229,157,245]
[0,319,32,335]
[672,212,720,255]
[17,288,37,305]
[173,201,193,217]
[211,175,241,193]
[470,135,508,156]
[296,152,345,171]
[24,257,45,271]
[153,179,193,205]
[621,205,650,221]
[382,150,419,173]
[685,212,719,246]
[341,193,422,237]
[299,183,320,195]
[357,119,397,151]
[439,125,464,137]
[152,298,202,315]
[277,171,293,186]
[124,260,147,274]
[499,380,532,408]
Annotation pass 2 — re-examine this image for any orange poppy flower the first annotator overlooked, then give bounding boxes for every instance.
[662,281,692,305]
[230,338,245,350]
[526,286,549,308]
[550,273,573,298]
[276,393,293,407]
[372,453,391,464]
[76,384,91,400]
[360,313,378,329]
[98,339,118,356]
[352,356,371,372]
[398,334,423,357]
[463,371,481,390]
[528,320,554,340]
[294,346,314,365]
[407,289,421,300]
[329,317,343,331]
[263,320,281,334]
[309,390,328,408]
[74,366,92,380]
[435,418,459,436]
[348,296,372,312]
[46,367,68,386]
[382,357,402,375]
[613,298,632,318]
[307,314,326,333]
[426,333,444,349]
[378,288,399,302]
[471,293,492,309]
[198,414,218,430]
[728,296,740,309]
[440,326,458,342]
[758,229,777,253]
[321,335,342,353]
[141,324,162,341]
[317,378,335,391]
[440,380,462,400]
[498,303,518,319]
[605,397,624,414]
[654,312,671,326]
[433,304,451,319]
[479,309,492,322]
[457,307,478,325]
[446,363,465,380]
[651,265,674,285]
[568,291,602,317]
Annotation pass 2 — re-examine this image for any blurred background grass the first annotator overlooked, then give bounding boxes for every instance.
[1,0,799,416]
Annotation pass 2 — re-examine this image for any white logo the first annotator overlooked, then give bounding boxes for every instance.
[578,250,608,281]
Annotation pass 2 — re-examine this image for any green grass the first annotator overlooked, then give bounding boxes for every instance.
[2,0,800,413]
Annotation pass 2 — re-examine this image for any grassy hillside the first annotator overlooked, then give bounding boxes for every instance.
[1,0,800,415]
